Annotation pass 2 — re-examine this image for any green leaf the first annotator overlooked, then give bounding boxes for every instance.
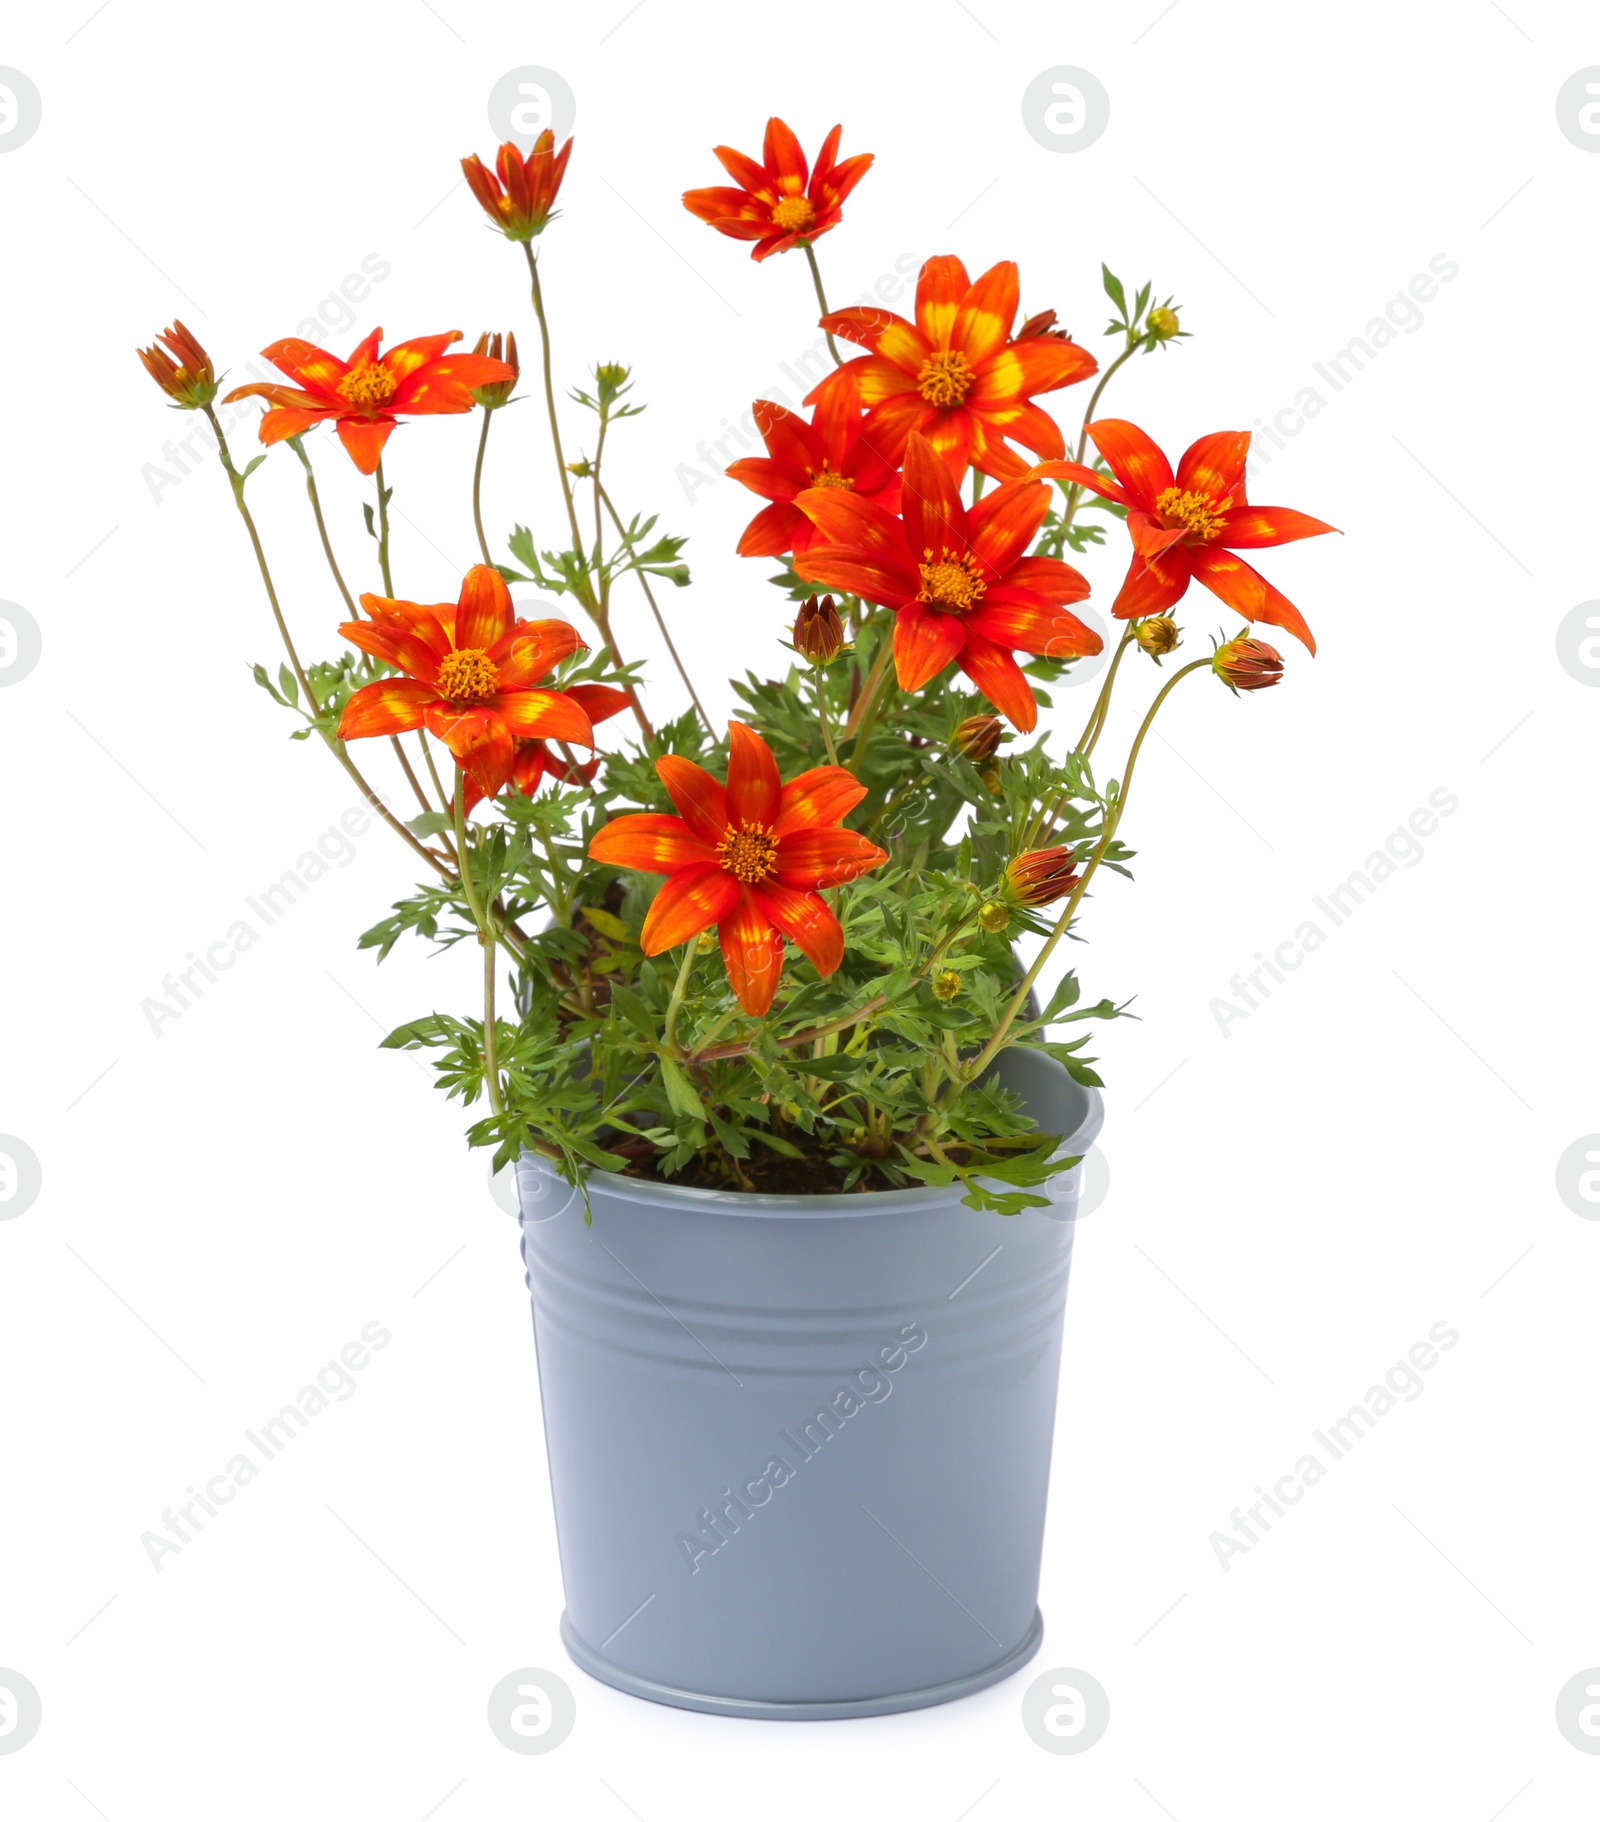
[660,1057,706,1123]
[277,663,299,707]
[582,907,634,943]
[1101,262,1127,317]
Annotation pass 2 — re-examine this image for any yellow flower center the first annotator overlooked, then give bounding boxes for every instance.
[916,349,975,407]
[807,465,855,490]
[717,821,779,884]
[918,548,987,614]
[336,359,399,412]
[434,647,500,703]
[1155,486,1224,541]
[771,195,816,234]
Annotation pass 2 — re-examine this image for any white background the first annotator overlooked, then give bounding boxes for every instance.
[2,1,1597,1815]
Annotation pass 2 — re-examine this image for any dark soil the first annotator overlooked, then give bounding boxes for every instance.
[611,1133,897,1196]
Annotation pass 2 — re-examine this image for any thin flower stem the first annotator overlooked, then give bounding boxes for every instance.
[843,630,895,747]
[523,240,654,740]
[664,941,697,1055]
[814,671,840,766]
[961,657,1209,1088]
[199,405,451,880]
[374,458,395,596]
[471,407,494,566]
[598,482,711,733]
[803,244,844,367]
[1057,337,1137,534]
[453,769,505,1118]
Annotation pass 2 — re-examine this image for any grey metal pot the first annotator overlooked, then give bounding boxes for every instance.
[514,1045,1102,1720]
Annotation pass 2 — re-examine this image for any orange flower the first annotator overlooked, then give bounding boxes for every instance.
[461,133,573,241]
[811,256,1097,480]
[460,684,632,813]
[727,377,901,557]
[221,329,515,475]
[792,434,1101,732]
[1036,421,1336,652]
[336,565,595,799]
[682,118,872,262]
[137,320,217,409]
[589,723,887,1015]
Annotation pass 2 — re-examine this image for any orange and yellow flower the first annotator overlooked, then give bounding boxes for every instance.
[461,133,573,241]
[336,565,596,799]
[222,330,514,475]
[682,118,872,262]
[792,434,1100,732]
[1037,421,1336,652]
[589,722,887,1015]
[812,256,1097,480]
[727,377,901,558]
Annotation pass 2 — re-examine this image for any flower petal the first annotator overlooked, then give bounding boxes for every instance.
[380,332,461,382]
[763,116,809,190]
[1189,549,1316,653]
[656,754,729,845]
[423,703,515,797]
[970,336,1097,405]
[956,633,1038,731]
[791,544,916,609]
[338,678,436,740]
[726,456,801,504]
[1176,431,1251,503]
[590,814,717,874]
[489,689,595,746]
[774,766,868,838]
[1086,419,1174,510]
[817,308,923,362]
[1215,505,1338,548]
[752,882,844,977]
[338,617,440,683]
[1030,459,1132,507]
[737,500,808,557]
[966,597,1102,660]
[900,432,967,561]
[752,399,824,480]
[725,720,781,827]
[1002,555,1091,605]
[915,255,972,350]
[951,260,1019,365]
[1110,549,1192,619]
[918,407,974,480]
[966,476,1051,578]
[334,415,395,474]
[718,889,786,1016]
[455,564,514,651]
[774,826,889,890]
[564,683,633,726]
[893,602,966,692]
[642,865,741,956]
[492,618,584,686]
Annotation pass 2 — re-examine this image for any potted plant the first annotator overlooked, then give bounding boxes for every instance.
[140,112,1334,1720]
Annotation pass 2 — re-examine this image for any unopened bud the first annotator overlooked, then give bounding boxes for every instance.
[1147,304,1182,341]
[136,320,218,410]
[978,901,1010,934]
[1135,615,1181,658]
[951,713,1003,763]
[978,764,1002,796]
[1003,846,1081,908]
[1017,309,1069,341]
[932,969,962,1003]
[696,929,717,954]
[470,331,519,408]
[793,594,845,664]
[1213,634,1284,694]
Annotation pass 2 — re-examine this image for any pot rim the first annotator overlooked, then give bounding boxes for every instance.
[518,1079,1104,1220]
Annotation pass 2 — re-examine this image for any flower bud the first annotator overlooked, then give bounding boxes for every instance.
[1003,846,1082,908]
[136,320,218,410]
[461,134,572,241]
[794,594,845,664]
[1017,309,1069,341]
[978,901,1010,934]
[1134,615,1180,658]
[950,713,1003,764]
[696,929,717,954]
[932,969,962,1003]
[1213,634,1284,693]
[978,764,1002,797]
[1147,304,1181,340]
[470,331,519,408]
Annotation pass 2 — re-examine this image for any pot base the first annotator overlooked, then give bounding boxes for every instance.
[558,1605,1045,1722]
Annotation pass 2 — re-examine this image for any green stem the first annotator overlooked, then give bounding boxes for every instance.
[664,941,698,1055]
[471,407,494,567]
[453,770,505,1118]
[522,241,654,741]
[599,483,711,734]
[199,405,451,880]
[960,657,1209,1088]
[842,628,895,750]
[1058,338,1137,534]
[803,244,844,367]
[374,458,394,596]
